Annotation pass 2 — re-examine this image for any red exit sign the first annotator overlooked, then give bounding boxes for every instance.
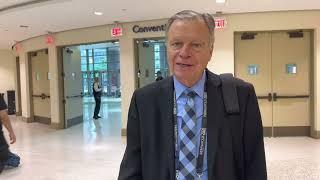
[46,35,54,44]
[214,18,227,29]
[111,27,123,37]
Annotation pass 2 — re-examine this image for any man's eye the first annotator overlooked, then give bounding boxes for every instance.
[192,43,202,48]
[171,42,182,48]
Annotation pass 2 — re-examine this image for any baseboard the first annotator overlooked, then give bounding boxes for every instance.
[21,116,32,123]
[263,127,272,137]
[121,128,127,136]
[273,126,310,137]
[15,111,22,116]
[34,116,51,125]
[66,115,83,128]
[51,122,64,129]
[311,130,320,139]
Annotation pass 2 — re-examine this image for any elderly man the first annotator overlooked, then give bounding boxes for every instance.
[118,10,267,180]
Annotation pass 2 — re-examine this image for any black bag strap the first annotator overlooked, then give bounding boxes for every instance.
[219,73,240,114]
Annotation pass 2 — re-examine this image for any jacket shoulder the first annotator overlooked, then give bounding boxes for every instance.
[207,70,253,90]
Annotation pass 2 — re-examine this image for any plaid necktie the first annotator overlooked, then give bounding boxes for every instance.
[178,89,197,180]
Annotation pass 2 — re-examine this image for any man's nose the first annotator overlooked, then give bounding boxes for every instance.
[179,45,192,58]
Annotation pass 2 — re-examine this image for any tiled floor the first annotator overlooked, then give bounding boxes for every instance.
[1,101,320,179]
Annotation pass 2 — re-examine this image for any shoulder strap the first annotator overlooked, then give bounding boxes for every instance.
[219,73,240,114]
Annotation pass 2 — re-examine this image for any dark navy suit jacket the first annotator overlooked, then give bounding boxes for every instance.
[118,70,267,180]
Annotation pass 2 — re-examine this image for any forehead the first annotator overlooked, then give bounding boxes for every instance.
[167,19,210,40]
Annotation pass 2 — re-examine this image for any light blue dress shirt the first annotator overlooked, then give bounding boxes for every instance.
[174,71,208,180]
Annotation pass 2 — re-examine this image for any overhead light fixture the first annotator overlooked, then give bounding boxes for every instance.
[19,25,29,28]
[94,11,103,16]
[216,0,226,3]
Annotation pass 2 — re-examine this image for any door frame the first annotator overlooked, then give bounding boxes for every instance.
[15,56,22,116]
[58,40,120,128]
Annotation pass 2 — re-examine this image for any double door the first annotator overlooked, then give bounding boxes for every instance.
[235,31,311,137]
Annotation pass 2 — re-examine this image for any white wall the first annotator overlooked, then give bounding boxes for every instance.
[0,50,16,106]
[15,10,320,133]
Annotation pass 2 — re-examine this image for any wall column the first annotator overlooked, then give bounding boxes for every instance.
[313,28,320,138]
[119,37,136,136]
[48,46,62,128]
[19,52,31,121]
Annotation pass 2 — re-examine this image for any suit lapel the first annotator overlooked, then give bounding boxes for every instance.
[206,71,223,180]
[160,77,175,180]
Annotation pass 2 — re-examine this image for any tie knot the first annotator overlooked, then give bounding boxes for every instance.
[184,89,197,98]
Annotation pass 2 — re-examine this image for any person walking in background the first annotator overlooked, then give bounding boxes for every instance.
[93,77,102,119]
[156,71,164,81]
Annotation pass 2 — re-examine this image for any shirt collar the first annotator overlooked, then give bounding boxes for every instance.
[173,71,206,99]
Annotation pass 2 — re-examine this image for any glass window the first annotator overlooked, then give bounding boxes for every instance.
[94,48,106,56]
[89,63,94,71]
[94,63,107,71]
[153,43,168,76]
[81,64,87,71]
[80,43,120,98]
[89,57,93,64]
[94,56,107,64]
[81,57,87,64]
[88,49,93,57]
[286,64,297,74]
[248,64,259,75]
[83,78,88,93]
[81,50,87,57]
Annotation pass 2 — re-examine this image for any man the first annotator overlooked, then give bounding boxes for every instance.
[118,10,267,180]
[93,77,102,119]
[156,71,164,81]
[0,95,16,173]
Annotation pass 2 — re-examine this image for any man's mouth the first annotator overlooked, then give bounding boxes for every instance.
[176,63,193,67]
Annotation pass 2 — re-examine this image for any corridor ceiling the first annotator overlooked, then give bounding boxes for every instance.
[0,0,319,49]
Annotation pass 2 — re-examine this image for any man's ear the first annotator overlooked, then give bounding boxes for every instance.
[209,47,214,61]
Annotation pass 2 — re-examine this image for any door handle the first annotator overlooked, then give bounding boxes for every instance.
[268,93,272,102]
[32,93,50,99]
[257,93,273,102]
[273,93,277,101]
[273,93,309,100]
[66,93,84,99]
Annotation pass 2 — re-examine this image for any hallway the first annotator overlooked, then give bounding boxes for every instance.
[2,101,124,179]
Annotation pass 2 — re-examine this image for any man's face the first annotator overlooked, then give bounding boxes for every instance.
[167,19,213,87]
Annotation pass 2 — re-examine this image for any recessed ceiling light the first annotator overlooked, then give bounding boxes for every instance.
[94,11,103,16]
[216,0,226,3]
